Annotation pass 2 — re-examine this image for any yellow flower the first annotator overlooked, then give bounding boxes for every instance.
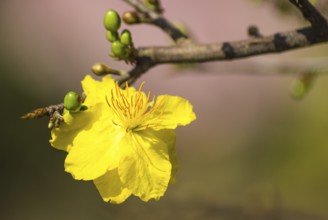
[50,75,196,203]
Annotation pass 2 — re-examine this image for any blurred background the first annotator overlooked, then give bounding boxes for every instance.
[1,0,328,219]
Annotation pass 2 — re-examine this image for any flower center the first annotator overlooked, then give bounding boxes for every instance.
[106,82,157,132]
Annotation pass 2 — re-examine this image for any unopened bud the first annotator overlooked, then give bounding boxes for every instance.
[64,91,82,112]
[145,0,158,5]
[106,31,119,42]
[104,9,121,32]
[92,63,111,75]
[111,41,128,59]
[122,11,140,25]
[120,29,133,46]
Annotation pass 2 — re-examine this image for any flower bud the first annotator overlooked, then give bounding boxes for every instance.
[122,11,140,25]
[111,41,128,58]
[92,63,111,75]
[104,10,121,32]
[106,31,119,42]
[120,29,133,46]
[145,0,158,5]
[64,91,82,112]
[144,0,162,13]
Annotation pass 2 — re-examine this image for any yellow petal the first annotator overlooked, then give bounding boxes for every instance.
[118,129,172,201]
[147,129,178,183]
[156,129,178,184]
[64,107,125,180]
[50,104,102,152]
[93,169,131,204]
[147,95,196,130]
[81,75,115,105]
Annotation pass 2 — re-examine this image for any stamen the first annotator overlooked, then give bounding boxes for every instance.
[135,91,142,110]
[115,82,119,97]
[146,91,151,104]
[106,80,159,132]
[125,81,129,97]
[121,94,130,109]
[138,82,145,92]
[105,95,111,108]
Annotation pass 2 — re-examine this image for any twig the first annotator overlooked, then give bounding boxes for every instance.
[122,0,188,42]
[289,0,328,34]
[21,103,64,120]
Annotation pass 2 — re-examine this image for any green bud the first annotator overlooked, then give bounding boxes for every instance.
[106,31,119,42]
[64,91,82,112]
[144,0,162,13]
[122,11,140,24]
[145,0,158,5]
[120,29,133,46]
[111,41,128,58]
[104,10,121,32]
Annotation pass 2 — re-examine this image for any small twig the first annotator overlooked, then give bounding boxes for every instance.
[22,103,64,120]
[122,0,188,42]
[289,0,328,36]
[118,56,154,86]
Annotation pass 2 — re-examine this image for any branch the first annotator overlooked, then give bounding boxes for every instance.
[119,0,328,81]
[290,0,328,32]
[21,104,64,128]
[137,27,327,64]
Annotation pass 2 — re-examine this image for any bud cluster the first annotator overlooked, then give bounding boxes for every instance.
[104,10,135,61]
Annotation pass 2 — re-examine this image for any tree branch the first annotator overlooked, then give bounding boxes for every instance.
[290,0,328,32]
[136,26,327,64]
[118,0,328,82]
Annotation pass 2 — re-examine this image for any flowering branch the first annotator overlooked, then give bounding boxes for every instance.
[22,0,328,120]
[20,0,328,211]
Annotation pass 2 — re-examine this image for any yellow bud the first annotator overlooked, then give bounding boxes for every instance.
[92,63,111,75]
[122,11,140,24]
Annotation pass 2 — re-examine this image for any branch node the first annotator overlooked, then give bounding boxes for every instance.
[222,43,236,59]
[248,25,263,38]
